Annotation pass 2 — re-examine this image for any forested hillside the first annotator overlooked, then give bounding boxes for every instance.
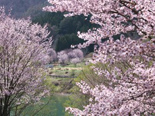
[0,0,46,18]
[32,12,98,52]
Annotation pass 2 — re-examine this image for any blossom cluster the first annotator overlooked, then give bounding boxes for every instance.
[57,49,83,64]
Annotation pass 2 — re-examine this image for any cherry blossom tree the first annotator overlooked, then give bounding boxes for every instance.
[70,58,81,65]
[69,49,84,65]
[68,49,83,60]
[66,37,155,116]
[44,0,155,115]
[0,8,51,116]
[72,49,84,59]
[57,49,83,64]
[47,48,57,62]
[41,48,57,65]
[57,50,69,64]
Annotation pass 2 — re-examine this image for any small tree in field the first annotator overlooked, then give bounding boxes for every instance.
[57,50,69,64]
[47,48,57,62]
[0,8,51,116]
[44,0,155,115]
[57,49,83,64]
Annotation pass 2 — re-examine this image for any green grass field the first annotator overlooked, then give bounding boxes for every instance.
[48,62,84,76]
[45,61,85,93]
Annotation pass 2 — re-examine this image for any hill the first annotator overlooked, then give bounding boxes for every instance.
[0,0,46,18]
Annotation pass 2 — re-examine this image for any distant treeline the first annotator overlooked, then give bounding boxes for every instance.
[32,11,99,52]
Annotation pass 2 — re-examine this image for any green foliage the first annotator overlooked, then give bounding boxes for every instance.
[56,34,83,51]
[74,63,108,87]
[32,12,99,52]
[21,95,73,116]
[59,15,98,34]
[44,62,84,93]
[64,93,89,112]
[32,12,64,27]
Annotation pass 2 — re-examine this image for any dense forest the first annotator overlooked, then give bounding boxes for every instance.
[32,12,98,52]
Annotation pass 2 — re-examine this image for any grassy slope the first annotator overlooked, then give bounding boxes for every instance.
[45,62,85,93]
